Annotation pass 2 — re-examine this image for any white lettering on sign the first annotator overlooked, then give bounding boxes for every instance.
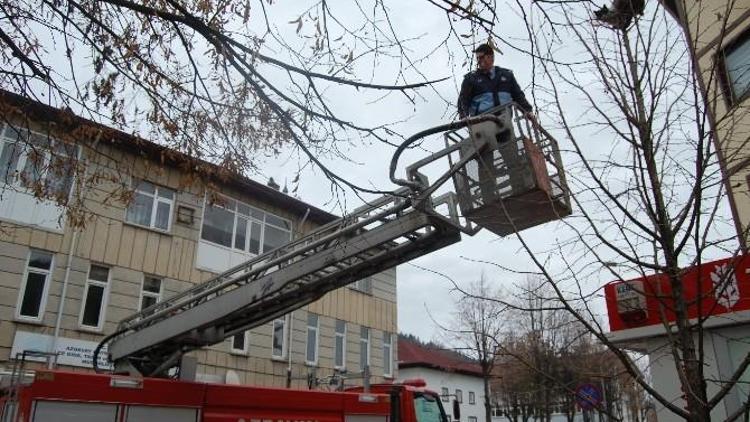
[10,331,112,370]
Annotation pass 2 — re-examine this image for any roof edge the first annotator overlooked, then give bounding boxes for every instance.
[0,89,338,225]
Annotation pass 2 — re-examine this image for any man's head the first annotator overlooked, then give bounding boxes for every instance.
[474,43,495,72]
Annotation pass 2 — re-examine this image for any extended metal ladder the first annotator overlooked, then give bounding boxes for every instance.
[104,106,570,377]
[108,188,466,376]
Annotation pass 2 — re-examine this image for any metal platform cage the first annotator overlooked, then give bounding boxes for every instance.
[446,105,572,236]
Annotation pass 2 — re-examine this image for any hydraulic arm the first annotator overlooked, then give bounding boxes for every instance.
[102,105,570,377]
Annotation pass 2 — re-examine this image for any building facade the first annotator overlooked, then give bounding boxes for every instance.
[0,90,397,388]
[661,0,750,248]
[398,336,486,422]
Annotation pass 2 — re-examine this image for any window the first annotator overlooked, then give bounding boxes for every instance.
[350,277,372,294]
[455,389,463,404]
[383,331,393,377]
[468,417,477,422]
[359,326,370,371]
[441,387,449,402]
[413,393,444,422]
[0,124,79,199]
[125,180,174,231]
[469,391,475,405]
[335,319,346,369]
[201,194,292,254]
[230,331,249,354]
[79,265,110,330]
[271,316,287,358]
[306,313,319,364]
[139,276,162,311]
[16,250,53,321]
[721,29,750,105]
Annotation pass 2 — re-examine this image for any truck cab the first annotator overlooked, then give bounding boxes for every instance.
[348,378,450,422]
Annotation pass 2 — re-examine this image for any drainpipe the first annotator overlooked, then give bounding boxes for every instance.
[286,312,294,387]
[49,132,103,368]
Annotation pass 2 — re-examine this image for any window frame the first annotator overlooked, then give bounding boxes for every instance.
[382,331,393,377]
[125,179,175,233]
[456,389,463,404]
[78,264,111,331]
[305,313,319,365]
[359,326,371,371]
[230,330,249,355]
[139,275,163,311]
[271,316,288,359]
[468,417,478,422]
[334,319,347,370]
[0,124,80,201]
[469,391,476,405]
[15,249,54,323]
[719,28,750,107]
[200,193,292,256]
[441,387,449,402]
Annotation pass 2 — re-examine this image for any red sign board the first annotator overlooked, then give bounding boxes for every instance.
[605,255,750,332]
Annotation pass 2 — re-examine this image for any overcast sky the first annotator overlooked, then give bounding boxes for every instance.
[253,1,599,343]
[246,0,738,345]
[21,0,731,344]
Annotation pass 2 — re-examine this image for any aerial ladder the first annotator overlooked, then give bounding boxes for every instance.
[99,104,572,377]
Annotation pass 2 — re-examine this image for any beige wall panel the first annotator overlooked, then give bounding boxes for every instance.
[75,220,95,259]
[0,270,23,291]
[44,232,63,253]
[307,299,320,316]
[0,320,15,356]
[336,289,345,320]
[108,291,137,311]
[167,236,183,279]
[344,291,353,323]
[216,351,227,369]
[357,293,366,326]
[179,240,194,281]
[685,0,750,54]
[90,218,109,263]
[28,230,47,250]
[117,225,135,268]
[0,241,28,260]
[319,293,330,316]
[59,228,75,257]
[245,369,256,385]
[107,306,134,324]
[155,235,171,276]
[166,168,184,192]
[141,232,159,274]
[12,226,31,246]
[0,285,19,308]
[104,222,122,264]
[129,229,148,271]
[193,267,206,284]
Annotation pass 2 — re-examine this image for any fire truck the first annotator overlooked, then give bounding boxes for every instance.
[0,105,571,421]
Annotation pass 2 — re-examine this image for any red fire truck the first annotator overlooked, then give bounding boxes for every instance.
[0,106,569,421]
[0,370,449,422]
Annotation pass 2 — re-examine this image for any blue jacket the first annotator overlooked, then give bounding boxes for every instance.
[458,66,532,117]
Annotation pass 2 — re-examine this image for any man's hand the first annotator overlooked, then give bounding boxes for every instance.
[524,112,537,125]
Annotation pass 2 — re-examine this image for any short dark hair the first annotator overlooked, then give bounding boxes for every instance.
[474,43,493,56]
